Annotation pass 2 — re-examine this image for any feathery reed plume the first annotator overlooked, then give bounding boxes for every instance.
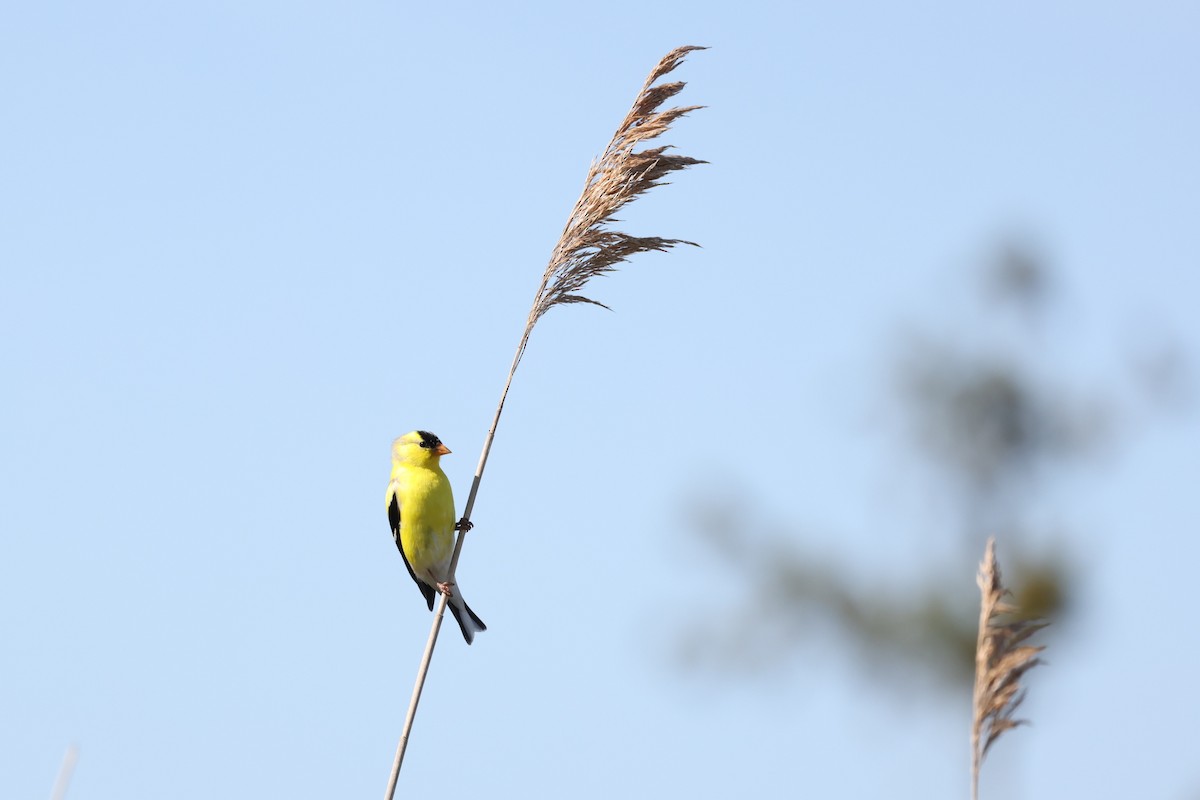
[384,46,705,799]
[971,538,1047,800]
[530,47,706,322]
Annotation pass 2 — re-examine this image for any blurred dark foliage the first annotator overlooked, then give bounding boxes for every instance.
[678,500,1071,685]
[681,242,1185,686]
[677,505,988,683]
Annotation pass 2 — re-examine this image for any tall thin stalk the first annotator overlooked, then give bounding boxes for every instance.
[50,744,78,800]
[384,45,706,798]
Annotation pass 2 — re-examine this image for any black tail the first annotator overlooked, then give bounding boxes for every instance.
[448,597,487,645]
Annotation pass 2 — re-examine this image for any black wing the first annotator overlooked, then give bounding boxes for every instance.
[389,490,435,611]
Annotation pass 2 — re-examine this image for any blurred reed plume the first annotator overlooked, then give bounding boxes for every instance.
[971,538,1047,800]
[385,46,705,798]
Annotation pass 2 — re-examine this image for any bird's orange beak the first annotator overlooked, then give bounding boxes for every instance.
[435,443,451,456]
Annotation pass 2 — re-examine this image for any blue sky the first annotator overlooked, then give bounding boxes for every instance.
[3,2,1199,798]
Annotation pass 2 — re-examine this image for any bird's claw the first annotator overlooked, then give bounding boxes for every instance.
[436,581,456,597]
[454,517,474,533]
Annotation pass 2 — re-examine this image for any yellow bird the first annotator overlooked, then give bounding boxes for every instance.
[386,430,486,644]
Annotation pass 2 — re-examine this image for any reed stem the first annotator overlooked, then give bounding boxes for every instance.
[384,45,705,798]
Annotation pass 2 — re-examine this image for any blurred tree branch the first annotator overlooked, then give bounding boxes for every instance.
[680,242,1185,686]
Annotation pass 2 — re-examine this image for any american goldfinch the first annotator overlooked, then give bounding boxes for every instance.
[386,430,486,644]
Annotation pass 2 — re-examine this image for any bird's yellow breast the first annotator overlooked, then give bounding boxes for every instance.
[389,463,456,578]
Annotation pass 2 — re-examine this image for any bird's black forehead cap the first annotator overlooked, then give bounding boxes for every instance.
[416,430,442,448]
